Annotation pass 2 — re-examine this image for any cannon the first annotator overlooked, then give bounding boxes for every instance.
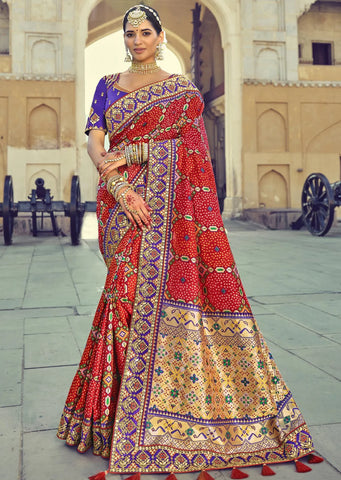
[291,172,341,236]
[0,175,96,246]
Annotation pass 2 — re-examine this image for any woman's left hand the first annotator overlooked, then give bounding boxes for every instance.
[118,189,152,230]
[97,151,127,181]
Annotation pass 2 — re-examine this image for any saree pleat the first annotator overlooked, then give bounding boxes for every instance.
[58,74,314,473]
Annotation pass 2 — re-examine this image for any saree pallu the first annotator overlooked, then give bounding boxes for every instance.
[57,74,314,473]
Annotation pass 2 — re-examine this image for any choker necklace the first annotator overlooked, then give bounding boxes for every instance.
[129,61,160,74]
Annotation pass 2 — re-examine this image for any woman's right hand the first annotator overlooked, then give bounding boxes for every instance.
[118,188,152,230]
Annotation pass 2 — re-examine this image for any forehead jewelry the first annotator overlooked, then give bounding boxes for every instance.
[126,5,162,28]
[127,6,147,27]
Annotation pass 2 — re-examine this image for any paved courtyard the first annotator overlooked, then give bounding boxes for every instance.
[0,214,340,480]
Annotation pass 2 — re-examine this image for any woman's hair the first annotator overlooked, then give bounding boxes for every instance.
[123,5,162,35]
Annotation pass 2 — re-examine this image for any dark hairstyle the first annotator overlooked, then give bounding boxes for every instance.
[123,5,162,35]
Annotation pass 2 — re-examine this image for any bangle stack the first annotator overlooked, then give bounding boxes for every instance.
[125,143,149,167]
[106,174,134,202]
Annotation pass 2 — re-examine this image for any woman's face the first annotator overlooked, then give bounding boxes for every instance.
[124,19,163,64]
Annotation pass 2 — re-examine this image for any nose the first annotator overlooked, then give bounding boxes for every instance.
[134,32,142,45]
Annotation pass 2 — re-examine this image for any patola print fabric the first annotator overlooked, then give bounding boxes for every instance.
[57,74,314,473]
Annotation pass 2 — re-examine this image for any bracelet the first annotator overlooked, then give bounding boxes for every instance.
[116,185,131,203]
[125,143,149,167]
[106,175,124,194]
[103,153,125,164]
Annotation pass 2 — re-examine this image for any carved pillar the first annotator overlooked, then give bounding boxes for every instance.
[205,96,226,212]
[191,2,203,90]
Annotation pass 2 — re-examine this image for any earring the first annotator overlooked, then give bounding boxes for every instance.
[124,47,132,62]
[155,43,164,61]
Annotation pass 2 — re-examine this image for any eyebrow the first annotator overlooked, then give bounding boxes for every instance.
[125,28,153,33]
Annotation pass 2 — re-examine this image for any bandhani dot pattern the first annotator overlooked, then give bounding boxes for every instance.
[58,74,314,473]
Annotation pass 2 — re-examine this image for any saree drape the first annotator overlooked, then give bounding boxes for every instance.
[57,74,314,473]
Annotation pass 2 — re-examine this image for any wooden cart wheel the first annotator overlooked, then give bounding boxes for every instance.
[70,175,83,245]
[3,175,15,245]
[301,173,335,236]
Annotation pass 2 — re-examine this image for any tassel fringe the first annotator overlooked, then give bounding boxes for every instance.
[165,474,178,480]
[231,467,249,479]
[197,471,215,480]
[261,464,276,476]
[295,460,312,473]
[308,453,324,464]
[88,471,109,480]
[125,474,141,480]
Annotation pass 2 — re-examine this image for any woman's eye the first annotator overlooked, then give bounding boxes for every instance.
[143,31,151,36]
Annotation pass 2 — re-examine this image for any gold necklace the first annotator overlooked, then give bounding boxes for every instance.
[129,61,160,74]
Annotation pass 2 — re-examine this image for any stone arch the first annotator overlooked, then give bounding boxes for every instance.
[0,0,9,54]
[31,39,56,74]
[307,120,341,153]
[256,47,280,80]
[28,104,59,149]
[257,109,286,152]
[259,170,288,208]
[75,0,241,215]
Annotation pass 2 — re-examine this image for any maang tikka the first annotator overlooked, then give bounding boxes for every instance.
[127,6,147,27]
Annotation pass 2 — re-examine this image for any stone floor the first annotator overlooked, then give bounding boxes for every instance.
[0,214,340,480]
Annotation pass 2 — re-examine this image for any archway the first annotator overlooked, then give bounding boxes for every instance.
[75,0,241,216]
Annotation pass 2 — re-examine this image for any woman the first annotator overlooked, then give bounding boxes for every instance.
[57,5,322,479]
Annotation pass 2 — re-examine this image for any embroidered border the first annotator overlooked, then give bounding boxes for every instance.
[109,139,177,472]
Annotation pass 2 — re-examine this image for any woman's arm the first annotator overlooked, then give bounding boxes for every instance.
[87,130,152,230]
[87,130,127,180]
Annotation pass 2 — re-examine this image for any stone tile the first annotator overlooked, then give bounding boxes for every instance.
[24,332,80,368]
[23,365,76,432]
[0,406,21,480]
[68,315,92,352]
[0,318,24,349]
[23,430,110,480]
[288,345,341,380]
[0,299,22,309]
[265,341,341,426]
[325,333,341,345]
[0,269,28,299]
[75,283,102,306]
[306,299,341,318]
[268,303,341,334]
[75,305,97,316]
[256,314,334,349]
[23,307,74,318]
[23,272,79,308]
[25,316,69,335]
[0,348,23,406]
[252,293,340,306]
[310,423,341,472]
[0,252,33,265]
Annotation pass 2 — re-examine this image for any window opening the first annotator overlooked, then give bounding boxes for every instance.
[312,42,332,65]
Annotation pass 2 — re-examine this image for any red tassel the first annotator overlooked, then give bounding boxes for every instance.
[125,474,141,480]
[166,474,179,480]
[308,454,324,464]
[295,460,312,473]
[88,471,108,480]
[197,471,215,480]
[261,464,276,476]
[231,468,249,479]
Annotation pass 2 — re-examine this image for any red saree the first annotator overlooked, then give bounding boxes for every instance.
[57,74,314,474]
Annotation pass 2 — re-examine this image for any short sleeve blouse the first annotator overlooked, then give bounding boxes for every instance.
[85,77,107,135]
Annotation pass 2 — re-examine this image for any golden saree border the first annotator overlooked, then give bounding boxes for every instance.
[103,165,148,269]
[108,140,313,473]
[105,75,199,142]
